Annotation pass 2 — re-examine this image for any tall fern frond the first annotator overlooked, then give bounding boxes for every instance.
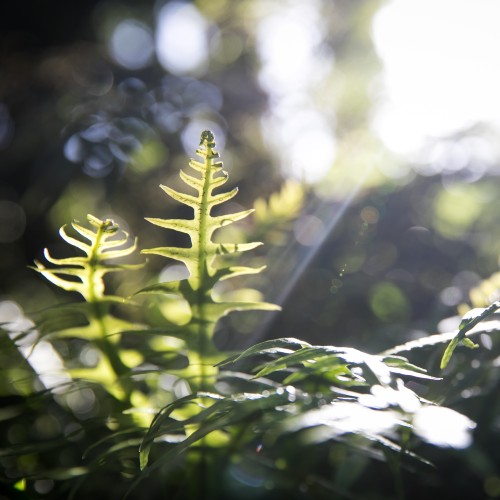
[141,130,280,386]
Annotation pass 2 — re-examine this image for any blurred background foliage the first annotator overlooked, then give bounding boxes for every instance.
[1,0,500,498]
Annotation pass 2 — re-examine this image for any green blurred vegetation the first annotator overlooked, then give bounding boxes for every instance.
[1,0,500,499]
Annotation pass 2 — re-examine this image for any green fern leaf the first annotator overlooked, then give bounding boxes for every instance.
[440,301,499,369]
[32,215,144,402]
[141,130,280,385]
[34,215,141,303]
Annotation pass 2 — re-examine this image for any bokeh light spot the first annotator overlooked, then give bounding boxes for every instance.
[432,185,484,239]
[34,480,54,495]
[211,32,244,65]
[439,286,463,307]
[293,215,325,246]
[109,19,155,70]
[369,282,410,322]
[64,134,84,163]
[83,145,113,178]
[156,3,210,75]
[484,476,500,498]
[65,387,98,417]
[360,206,379,224]
[129,139,168,173]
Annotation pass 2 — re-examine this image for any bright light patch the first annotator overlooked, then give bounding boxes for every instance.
[413,406,476,448]
[28,341,71,390]
[262,107,336,182]
[256,1,327,93]
[109,20,155,70]
[0,300,70,390]
[256,0,335,183]
[156,3,209,75]
[373,0,500,154]
[290,127,336,181]
[159,264,190,282]
[290,401,400,437]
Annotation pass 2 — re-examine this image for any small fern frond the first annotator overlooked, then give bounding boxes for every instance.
[33,215,141,302]
[253,180,305,245]
[32,215,144,402]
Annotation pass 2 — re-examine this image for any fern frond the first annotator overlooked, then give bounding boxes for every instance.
[253,179,306,245]
[32,215,144,402]
[141,130,279,384]
[34,215,141,303]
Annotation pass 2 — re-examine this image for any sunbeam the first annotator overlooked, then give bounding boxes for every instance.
[245,166,374,347]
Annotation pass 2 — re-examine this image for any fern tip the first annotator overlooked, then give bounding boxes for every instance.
[200,130,215,146]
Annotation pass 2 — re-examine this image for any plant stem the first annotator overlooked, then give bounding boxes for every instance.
[87,221,132,403]
[195,138,215,392]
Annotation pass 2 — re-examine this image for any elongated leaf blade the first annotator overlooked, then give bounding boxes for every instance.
[145,218,197,236]
[217,338,311,367]
[160,184,198,208]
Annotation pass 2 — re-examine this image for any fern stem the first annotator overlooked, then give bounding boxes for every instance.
[195,134,216,391]
[194,133,216,500]
[87,220,132,402]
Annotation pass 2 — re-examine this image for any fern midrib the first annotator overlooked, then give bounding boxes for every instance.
[87,222,131,401]
[87,222,105,304]
[193,140,215,500]
[195,142,214,390]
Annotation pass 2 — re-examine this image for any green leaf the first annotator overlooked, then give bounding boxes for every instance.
[136,281,182,296]
[160,184,198,208]
[253,346,331,378]
[217,337,311,367]
[461,337,479,349]
[216,265,267,281]
[440,300,500,369]
[145,218,198,236]
[139,392,224,469]
[440,337,460,370]
[141,247,194,267]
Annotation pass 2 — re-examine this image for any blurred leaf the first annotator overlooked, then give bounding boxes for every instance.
[441,301,499,369]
